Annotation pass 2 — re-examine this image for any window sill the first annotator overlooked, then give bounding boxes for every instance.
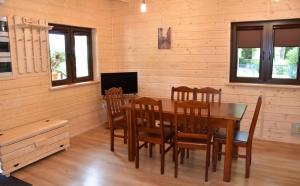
[226,82,300,89]
[49,80,100,91]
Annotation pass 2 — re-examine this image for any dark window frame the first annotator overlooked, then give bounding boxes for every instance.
[230,19,300,85]
[49,24,93,87]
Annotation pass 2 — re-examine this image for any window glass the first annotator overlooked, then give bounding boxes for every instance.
[49,33,67,81]
[272,47,299,79]
[74,35,90,78]
[237,48,261,78]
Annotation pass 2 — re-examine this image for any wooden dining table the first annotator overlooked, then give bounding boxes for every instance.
[122,98,247,182]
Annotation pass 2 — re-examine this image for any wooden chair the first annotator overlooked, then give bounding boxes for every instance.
[194,87,222,103]
[171,86,196,159]
[105,87,127,152]
[212,96,262,178]
[132,97,174,174]
[174,100,212,182]
[195,87,243,161]
[171,86,196,101]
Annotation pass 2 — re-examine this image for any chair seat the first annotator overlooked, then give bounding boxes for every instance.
[177,137,208,144]
[112,115,127,129]
[215,130,249,144]
[177,130,210,143]
[138,127,174,142]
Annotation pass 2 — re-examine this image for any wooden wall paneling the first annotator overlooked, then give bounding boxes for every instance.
[24,26,34,73]
[0,0,110,138]
[14,16,26,74]
[110,0,300,144]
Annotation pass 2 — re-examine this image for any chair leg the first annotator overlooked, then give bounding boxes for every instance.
[135,140,139,169]
[205,142,211,182]
[250,146,252,165]
[161,144,165,175]
[218,144,222,161]
[149,143,153,158]
[180,148,185,164]
[233,145,239,160]
[110,128,114,152]
[245,146,251,178]
[174,145,178,178]
[187,149,190,159]
[212,141,218,172]
[124,128,127,144]
[172,143,175,162]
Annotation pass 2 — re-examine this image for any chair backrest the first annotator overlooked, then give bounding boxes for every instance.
[171,86,195,101]
[248,96,262,142]
[174,100,211,140]
[194,87,222,103]
[105,87,125,125]
[131,97,164,139]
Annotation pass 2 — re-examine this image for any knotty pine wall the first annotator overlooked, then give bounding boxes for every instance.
[110,0,300,144]
[0,0,112,136]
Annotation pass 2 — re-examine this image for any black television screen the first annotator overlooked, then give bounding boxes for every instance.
[101,72,138,95]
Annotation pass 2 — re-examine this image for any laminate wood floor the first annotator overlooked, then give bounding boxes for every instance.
[13,126,300,186]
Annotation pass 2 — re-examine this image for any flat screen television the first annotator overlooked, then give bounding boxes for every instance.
[101,72,138,95]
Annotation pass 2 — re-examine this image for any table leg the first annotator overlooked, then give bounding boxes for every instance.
[223,120,234,182]
[127,109,135,161]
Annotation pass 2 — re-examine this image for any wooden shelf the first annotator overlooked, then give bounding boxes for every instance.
[15,23,53,30]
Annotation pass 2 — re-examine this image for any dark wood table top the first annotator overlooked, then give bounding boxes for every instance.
[122,98,247,121]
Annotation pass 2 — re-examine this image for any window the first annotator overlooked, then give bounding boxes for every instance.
[49,24,93,86]
[230,19,300,85]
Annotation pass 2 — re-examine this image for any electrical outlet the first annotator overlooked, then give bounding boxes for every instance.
[291,123,300,135]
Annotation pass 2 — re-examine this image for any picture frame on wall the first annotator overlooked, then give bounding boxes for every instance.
[158,27,171,49]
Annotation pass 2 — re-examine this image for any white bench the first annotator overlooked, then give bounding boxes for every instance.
[0,119,70,176]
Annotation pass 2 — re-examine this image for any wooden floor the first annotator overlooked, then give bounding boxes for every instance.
[13,126,300,186]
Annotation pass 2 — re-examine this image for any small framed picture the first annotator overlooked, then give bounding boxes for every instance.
[158,27,171,49]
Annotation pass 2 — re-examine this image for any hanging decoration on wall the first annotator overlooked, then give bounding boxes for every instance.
[158,27,171,49]
[14,15,52,74]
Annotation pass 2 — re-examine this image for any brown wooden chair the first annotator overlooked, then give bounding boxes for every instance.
[193,87,222,159]
[171,86,196,159]
[174,100,212,182]
[194,87,222,103]
[105,87,127,152]
[212,96,262,178]
[171,86,196,101]
[195,87,243,161]
[132,97,174,175]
